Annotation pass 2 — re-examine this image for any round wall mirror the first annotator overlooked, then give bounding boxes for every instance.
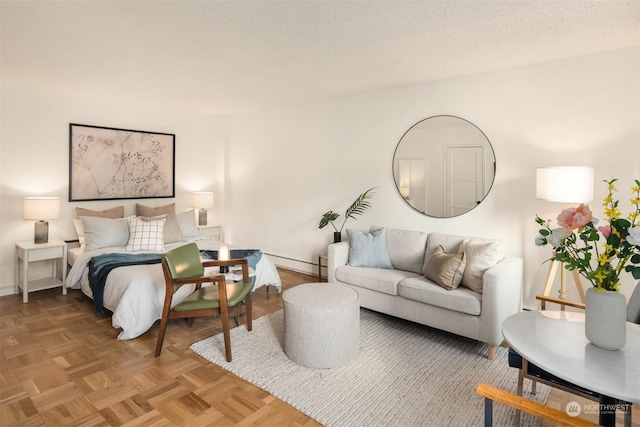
[392,115,496,218]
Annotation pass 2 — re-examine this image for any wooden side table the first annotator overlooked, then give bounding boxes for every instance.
[15,239,68,303]
[318,254,327,282]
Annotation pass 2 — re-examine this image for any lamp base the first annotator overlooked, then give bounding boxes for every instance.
[34,220,49,244]
[198,209,207,226]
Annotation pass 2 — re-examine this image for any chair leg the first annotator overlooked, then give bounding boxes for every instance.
[245,292,252,331]
[155,316,169,357]
[220,303,232,362]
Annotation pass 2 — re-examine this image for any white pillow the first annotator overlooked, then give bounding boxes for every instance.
[177,209,199,238]
[458,239,501,292]
[73,219,86,248]
[81,216,130,251]
[125,216,166,252]
[347,228,393,269]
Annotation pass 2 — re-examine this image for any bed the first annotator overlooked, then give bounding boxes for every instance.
[65,205,281,340]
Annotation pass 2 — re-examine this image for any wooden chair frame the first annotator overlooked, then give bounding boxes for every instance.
[155,257,253,361]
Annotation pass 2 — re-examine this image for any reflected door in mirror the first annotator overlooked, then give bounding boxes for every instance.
[393,115,496,218]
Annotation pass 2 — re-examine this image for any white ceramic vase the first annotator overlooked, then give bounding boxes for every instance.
[585,287,627,350]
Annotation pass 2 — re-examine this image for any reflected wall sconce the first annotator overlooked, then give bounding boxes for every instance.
[23,196,60,244]
[192,192,214,226]
[536,166,594,303]
[399,187,410,199]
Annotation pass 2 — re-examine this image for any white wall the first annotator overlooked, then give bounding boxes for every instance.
[0,80,227,295]
[226,47,640,308]
[2,47,638,309]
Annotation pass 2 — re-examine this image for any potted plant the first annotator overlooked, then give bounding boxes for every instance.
[535,178,640,350]
[319,187,376,243]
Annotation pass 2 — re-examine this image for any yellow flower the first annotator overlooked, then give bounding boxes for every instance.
[632,196,640,206]
[609,181,617,192]
[594,268,608,282]
[604,207,621,220]
[597,253,610,265]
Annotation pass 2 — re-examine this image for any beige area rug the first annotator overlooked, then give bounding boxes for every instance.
[191,309,549,427]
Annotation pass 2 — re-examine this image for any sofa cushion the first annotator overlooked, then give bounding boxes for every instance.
[371,226,427,274]
[424,245,466,290]
[424,233,502,286]
[398,276,482,316]
[335,265,419,296]
[458,239,502,293]
[347,228,393,269]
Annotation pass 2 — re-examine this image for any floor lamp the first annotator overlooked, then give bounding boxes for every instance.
[536,166,594,304]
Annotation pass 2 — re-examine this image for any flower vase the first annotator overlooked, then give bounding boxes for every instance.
[333,232,342,243]
[585,287,627,350]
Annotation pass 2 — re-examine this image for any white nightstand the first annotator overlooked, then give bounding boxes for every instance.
[197,225,223,240]
[15,239,68,303]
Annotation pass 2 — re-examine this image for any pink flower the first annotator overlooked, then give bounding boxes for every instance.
[598,224,611,238]
[556,204,593,230]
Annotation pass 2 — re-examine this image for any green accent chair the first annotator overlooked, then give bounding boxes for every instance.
[155,243,253,361]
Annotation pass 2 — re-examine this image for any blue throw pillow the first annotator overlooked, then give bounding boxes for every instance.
[347,228,393,269]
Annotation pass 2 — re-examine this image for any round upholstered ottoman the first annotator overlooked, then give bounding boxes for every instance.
[283,282,360,368]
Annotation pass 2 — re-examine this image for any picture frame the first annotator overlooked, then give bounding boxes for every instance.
[69,123,175,202]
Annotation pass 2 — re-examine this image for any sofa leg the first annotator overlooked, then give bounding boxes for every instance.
[487,344,496,361]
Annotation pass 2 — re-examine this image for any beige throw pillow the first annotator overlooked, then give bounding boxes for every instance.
[424,245,466,290]
[135,203,185,244]
[458,239,501,293]
[76,206,124,219]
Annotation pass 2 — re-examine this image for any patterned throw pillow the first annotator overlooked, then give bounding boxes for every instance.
[125,216,166,252]
[135,203,185,243]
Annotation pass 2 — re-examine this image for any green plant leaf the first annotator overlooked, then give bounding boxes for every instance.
[318,211,339,230]
[340,187,376,231]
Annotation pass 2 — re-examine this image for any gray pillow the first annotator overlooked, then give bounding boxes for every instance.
[177,209,199,238]
[347,228,393,269]
[80,216,129,251]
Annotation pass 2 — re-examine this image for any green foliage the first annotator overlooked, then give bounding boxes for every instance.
[318,187,376,233]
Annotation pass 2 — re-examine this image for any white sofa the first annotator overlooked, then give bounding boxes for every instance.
[327,227,523,360]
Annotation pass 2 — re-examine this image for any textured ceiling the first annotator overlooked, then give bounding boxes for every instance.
[2,1,639,115]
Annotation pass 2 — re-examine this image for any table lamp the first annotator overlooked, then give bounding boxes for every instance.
[23,196,60,244]
[536,166,594,302]
[219,245,230,273]
[192,192,214,226]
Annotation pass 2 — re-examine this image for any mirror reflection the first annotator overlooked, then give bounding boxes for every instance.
[392,115,496,218]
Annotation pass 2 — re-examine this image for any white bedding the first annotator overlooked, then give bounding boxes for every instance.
[65,238,282,340]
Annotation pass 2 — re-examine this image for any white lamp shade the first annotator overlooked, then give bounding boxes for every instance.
[536,167,594,203]
[218,245,230,261]
[23,197,60,220]
[192,192,214,209]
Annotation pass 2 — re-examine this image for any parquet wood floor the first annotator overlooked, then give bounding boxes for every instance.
[1,268,636,426]
[0,269,322,426]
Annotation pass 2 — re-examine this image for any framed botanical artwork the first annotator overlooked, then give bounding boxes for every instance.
[69,123,175,201]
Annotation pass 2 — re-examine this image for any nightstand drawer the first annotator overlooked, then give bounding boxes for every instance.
[28,246,64,262]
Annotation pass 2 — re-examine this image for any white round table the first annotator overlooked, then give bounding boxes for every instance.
[503,310,640,425]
